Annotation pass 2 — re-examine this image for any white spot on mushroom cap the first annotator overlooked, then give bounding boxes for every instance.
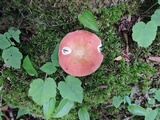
[62,47,72,55]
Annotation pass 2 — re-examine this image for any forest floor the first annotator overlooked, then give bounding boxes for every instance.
[0,0,160,120]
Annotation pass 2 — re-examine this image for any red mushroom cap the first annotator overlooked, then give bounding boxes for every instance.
[58,30,103,77]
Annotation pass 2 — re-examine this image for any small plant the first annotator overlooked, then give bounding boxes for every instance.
[0,27,22,68]
[112,88,160,120]
[132,0,160,47]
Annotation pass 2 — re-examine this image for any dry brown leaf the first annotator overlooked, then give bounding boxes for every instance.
[147,56,160,64]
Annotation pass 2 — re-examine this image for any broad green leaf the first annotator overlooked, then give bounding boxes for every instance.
[132,21,157,47]
[78,108,90,120]
[148,98,155,105]
[78,10,99,32]
[28,77,56,105]
[145,108,158,120]
[7,27,21,43]
[113,96,123,108]
[2,46,23,68]
[51,44,59,67]
[149,88,157,94]
[154,89,160,101]
[40,62,57,74]
[43,98,56,120]
[16,108,30,119]
[58,75,83,103]
[0,34,11,49]
[159,0,160,4]
[53,99,74,118]
[22,55,38,76]
[124,96,131,105]
[151,9,160,26]
[128,104,147,116]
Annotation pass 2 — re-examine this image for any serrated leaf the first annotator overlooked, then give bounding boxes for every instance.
[0,34,11,49]
[128,104,147,116]
[132,21,157,47]
[78,108,90,120]
[16,109,30,119]
[151,9,160,26]
[22,55,38,76]
[113,96,123,108]
[53,99,74,118]
[78,10,99,32]
[43,98,56,120]
[7,27,21,43]
[145,108,158,120]
[40,62,57,74]
[51,44,59,67]
[154,89,160,101]
[58,76,83,103]
[2,46,22,68]
[28,77,56,105]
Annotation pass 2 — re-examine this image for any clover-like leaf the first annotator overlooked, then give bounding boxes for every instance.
[7,27,21,43]
[113,96,123,108]
[53,99,74,118]
[40,62,57,74]
[58,76,83,103]
[0,34,11,49]
[51,44,59,67]
[151,9,160,26]
[132,21,157,47]
[78,108,90,120]
[78,10,99,32]
[28,77,56,105]
[2,46,23,68]
[22,55,38,76]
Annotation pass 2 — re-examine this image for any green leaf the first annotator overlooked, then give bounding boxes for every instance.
[78,10,99,32]
[78,108,90,120]
[128,104,147,116]
[124,96,131,105]
[149,88,157,94]
[58,75,83,103]
[43,98,56,120]
[0,34,11,49]
[53,99,74,118]
[148,98,155,105]
[158,0,160,4]
[28,77,56,105]
[151,9,160,26]
[2,46,23,68]
[145,108,158,120]
[16,109,30,119]
[154,89,160,101]
[51,44,59,67]
[113,96,123,108]
[40,62,57,74]
[0,111,2,120]
[132,21,157,47]
[7,27,21,43]
[22,55,38,76]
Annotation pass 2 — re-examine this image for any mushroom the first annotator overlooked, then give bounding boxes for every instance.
[58,30,103,77]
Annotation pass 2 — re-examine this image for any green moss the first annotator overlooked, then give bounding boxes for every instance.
[0,0,159,119]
